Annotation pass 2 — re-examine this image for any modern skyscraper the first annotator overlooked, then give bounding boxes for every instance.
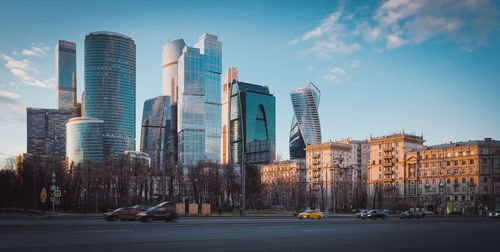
[163,33,222,167]
[228,80,276,165]
[56,40,77,110]
[84,31,136,158]
[289,81,322,159]
[162,39,186,166]
[27,108,72,160]
[66,117,104,165]
[140,95,171,173]
[221,67,238,164]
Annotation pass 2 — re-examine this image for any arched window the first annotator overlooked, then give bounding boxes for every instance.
[447,178,450,184]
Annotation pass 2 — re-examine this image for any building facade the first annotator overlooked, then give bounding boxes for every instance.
[405,138,500,213]
[367,133,425,209]
[56,40,77,110]
[140,95,171,174]
[66,117,104,165]
[261,160,306,210]
[305,142,352,211]
[84,31,136,158]
[227,81,276,166]
[221,67,238,164]
[27,108,72,160]
[164,33,222,167]
[338,138,370,209]
[289,81,321,159]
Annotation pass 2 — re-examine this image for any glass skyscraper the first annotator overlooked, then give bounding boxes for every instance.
[27,108,73,160]
[140,95,171,173]
[84,31,136,158]
[56,40,77,110]
[163,33,222,167]
[229,81,276,165]
[66,117,104,165]
[289,81,322,159]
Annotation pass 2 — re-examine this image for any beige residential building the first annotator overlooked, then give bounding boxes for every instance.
[405,138,500,214]
[261,160,306,210]
[305,142,352,211]
[338,138,370,209]
[367,133,424,209]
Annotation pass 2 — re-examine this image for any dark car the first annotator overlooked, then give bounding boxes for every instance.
[489,210,500,219]
[136,201,178,222]
[399,210,423,219]
[361,210,387,220]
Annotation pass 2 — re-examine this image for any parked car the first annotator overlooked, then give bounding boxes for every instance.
[136,201,178,222]
[399,210,423,219]
[298,210,323,219]
[361,210,387,220]
[104,207,140,221]
[488,210,500,219]
[356,209,370,218]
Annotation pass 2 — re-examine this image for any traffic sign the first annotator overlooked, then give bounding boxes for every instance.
[54,189,62,198]
[40,188,47,203]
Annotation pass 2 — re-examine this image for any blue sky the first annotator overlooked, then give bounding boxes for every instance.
[0,0,499,160]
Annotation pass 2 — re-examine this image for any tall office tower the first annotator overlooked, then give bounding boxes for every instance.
[162,39,186,166]
[221,67,238,164]
[289,81,322,159]
[140,96,171,174]
[27,108,72,160]
[56,40,77,110]
[163,33,222,167]
[66,117,104,165]
[84,31,136,158]
[229,81,276,165]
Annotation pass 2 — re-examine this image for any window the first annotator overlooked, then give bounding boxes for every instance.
[447,161,451,166]
[462,178,466,183]
[469,159,474,165]
[447,178,451,184]
[483,158,487,165]
[454,160,458,166]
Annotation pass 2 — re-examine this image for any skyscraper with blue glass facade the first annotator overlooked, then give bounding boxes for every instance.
[228,81,276,165]
[140,95,171,173]
[84,31,136,158]
[56,40,76,110]
[163,33,222,167]
[289,81,322,159]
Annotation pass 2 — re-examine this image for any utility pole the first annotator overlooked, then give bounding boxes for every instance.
[51,128,56,214]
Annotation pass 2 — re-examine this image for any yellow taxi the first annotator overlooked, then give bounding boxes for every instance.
[297,210,323,219]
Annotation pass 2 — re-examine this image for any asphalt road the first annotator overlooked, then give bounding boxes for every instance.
[0,216,499,252]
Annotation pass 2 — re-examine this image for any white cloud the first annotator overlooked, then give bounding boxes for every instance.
[0,53,55,89]
[0,90,25,122]
[344,59,361,68]
[323,66,347,83]
[21,47,47,57]
[289,0,498,55]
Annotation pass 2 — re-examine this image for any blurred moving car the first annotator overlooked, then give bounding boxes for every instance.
[104,205,144,221]
[489,210,500,219]
[356,209,370,218]
[361,210,387,220]
[399,210,423,219]
[298,210,323,219]
[136,201,178,222]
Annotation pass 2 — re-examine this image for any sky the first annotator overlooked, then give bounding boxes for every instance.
[0,0,499,161]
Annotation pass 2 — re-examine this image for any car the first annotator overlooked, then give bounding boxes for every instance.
[136,201,178,222]
[104,207,138,221]
[399,210,423,219]
[298,210,323,219]
[488,210,500,219]
[356,209,370,218]
[361,210,387,220]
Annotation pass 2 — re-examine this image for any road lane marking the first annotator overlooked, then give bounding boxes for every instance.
[302,229,335,232]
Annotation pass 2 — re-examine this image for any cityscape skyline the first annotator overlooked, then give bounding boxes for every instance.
[1,0,500,160]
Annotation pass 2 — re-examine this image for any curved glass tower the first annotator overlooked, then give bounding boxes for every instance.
[140,95,171,173]
[66,117,104,165]
[289,81,321,159]
[84,31,136,158]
